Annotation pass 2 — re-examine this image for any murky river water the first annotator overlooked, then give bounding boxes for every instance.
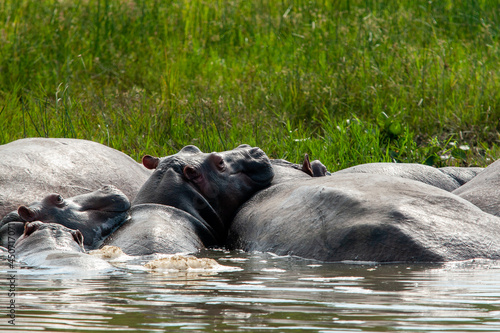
[1,249,500,332]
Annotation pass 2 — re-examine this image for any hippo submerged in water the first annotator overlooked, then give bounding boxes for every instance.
[0,185,130,249]
[1,142,276,257]
[0,138,151,219]
[13,221,113,272]
[227,172,500,262]
[104,144,275,255]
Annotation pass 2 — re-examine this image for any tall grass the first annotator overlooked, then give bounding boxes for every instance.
[1,0,499,170]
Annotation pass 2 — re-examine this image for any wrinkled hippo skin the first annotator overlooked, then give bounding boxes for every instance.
[335,162,482,191]
[227,173,500,262]
[103,204,212,255]
[0,138,151,219]
[452,159,500,216]
[13,222,113,271]
[0,185,130,249]
[109,144,274,255]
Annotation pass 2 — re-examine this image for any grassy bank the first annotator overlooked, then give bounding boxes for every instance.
[1,0,499,170]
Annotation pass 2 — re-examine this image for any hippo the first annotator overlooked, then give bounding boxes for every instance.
[269,154,329,184]
[452,159,500,216]
[0,138,151,219]
[103,204,213,255]
[334,162,482,191]
[105,144,275,255]
[12,221,114,272]
[227,173,500,262]
[0,185,130,249]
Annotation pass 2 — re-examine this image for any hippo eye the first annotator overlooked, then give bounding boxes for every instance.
[55,195,64,204]
[217,158,226,171]
[48,194,64,206]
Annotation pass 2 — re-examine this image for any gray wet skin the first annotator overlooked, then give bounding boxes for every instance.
[227,173,500,263]
[452,159,500,216]
[334,162,483,192]
[0,138,151,219]
[0,186,130,249]
[14,221,113,271]
[107,144,275,255]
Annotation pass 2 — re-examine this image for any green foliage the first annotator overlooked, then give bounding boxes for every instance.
[1,0,499,169]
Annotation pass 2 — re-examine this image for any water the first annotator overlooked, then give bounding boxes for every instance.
[1,249,500,332]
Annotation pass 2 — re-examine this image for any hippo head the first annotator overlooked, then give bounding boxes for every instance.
[15,185,130,249]
[15,221,85,254]
[133,144,274,240]
[301,154,329,177]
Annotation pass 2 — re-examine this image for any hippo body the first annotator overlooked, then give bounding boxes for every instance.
[452,159,500,216]
[227,173,500,262]
[0,138,151,219]
[104,144,275,255]
[13,222,114,271]
[335,162,482,191]
[0,186,130,249]
[103,204,213,256]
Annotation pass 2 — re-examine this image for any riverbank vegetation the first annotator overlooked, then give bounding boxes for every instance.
[1,0,499,170]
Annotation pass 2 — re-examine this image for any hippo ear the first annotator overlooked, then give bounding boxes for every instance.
[18,206,37,222]
[180,145,202,154]
[23,222,40,237]
[142,155,160,169]
[301,154,314,177]
[72,230,84,248]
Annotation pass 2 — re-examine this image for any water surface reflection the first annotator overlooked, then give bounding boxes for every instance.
[1,250,500,332]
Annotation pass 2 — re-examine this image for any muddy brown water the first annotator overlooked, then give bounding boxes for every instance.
[1,249,500,332]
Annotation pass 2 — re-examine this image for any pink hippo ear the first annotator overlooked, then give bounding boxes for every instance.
[23,221,41,237]
[72,230,84,248]
[142,155,160,169]
[301,154,314,177]
[18,206,37,222]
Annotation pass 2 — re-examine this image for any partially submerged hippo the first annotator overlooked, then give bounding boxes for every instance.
[103,204,213,255]
[13,222,113,272]
[105,144,275,255]
[227,173,500,262]
[0,138,151,219]
[452,159,500,216]
[335,162,482,191]
[0,186,130,249]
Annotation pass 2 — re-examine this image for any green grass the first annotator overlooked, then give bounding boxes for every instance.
[1,0,500,170]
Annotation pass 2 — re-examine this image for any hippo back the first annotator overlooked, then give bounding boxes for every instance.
[334,162,477,192]
[227,173,500,262]
[452,159,500,216]
[0,138,151,219]
[103,204,215,256]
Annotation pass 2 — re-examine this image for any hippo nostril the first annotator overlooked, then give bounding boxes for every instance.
[248,147,265,159]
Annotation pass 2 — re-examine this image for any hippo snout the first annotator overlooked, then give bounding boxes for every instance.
[241,148,274,186]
